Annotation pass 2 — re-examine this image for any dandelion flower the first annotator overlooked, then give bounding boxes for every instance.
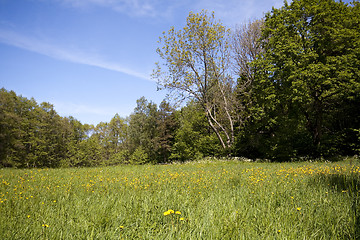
[180,217,185,221]
[277,230,281,233]
[42,224,49,228]
[297,207,301,211]
[163,211,171,216]
[175,211,181,215]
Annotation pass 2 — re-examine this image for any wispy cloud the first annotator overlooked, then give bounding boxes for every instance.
[55,0,286,24]
[56,0,195,19]
[57,0,160,17]
[0,29,151,80]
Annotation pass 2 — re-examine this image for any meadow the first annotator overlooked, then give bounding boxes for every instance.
[1,158,359,239]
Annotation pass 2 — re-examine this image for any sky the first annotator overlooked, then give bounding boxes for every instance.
[0,0,322,125]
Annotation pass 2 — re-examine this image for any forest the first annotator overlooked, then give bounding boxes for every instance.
[1,0,359,168]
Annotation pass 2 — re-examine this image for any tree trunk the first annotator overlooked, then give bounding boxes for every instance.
[305,98,323,158]
[205,107,234,152]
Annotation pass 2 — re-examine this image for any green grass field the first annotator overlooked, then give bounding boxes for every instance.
[1,158,359,239]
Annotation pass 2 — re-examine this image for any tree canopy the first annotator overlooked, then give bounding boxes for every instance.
[153,10,237,152]
[251,0,360,158]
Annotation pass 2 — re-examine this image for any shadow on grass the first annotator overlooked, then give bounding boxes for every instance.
[310,171,360,239]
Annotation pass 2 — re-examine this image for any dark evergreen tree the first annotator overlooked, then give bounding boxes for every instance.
[155,101,178,163]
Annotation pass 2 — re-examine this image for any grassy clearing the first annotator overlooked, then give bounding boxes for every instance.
[1,158,360,239]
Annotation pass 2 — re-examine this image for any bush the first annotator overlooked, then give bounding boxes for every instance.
[130,147,149,165]
[109,150,130,165]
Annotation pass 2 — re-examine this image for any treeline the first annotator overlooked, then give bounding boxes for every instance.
[0,89,224,167]
[1,0,359,168]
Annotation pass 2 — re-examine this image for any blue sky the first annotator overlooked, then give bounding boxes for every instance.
[0,0,326,125]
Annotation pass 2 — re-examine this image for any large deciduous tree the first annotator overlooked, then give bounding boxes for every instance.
[153,10,236,152]
[232,19,265,131]
[253,0,360,157]
[232,19,264,84]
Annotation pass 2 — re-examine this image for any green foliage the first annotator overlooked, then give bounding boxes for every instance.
[129,147,149,165]
[250,0,360,158]
[109,150,130,165]
[0,90,180,167]
[155,101,178,163]
[153,10,237,151]
[0,88,76,167]
[153,10,230,99]
[170,101,222,161]
[350,129,360,155]
[127,97,159,161]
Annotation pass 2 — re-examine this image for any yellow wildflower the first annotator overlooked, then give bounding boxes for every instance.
[164,209,177,216]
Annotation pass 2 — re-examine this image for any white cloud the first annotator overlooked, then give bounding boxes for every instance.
[0,29,152,81]
[55,0,287,23]
[57,0,160,17]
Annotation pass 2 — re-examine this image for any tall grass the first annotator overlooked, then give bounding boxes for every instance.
[1,158,359,239]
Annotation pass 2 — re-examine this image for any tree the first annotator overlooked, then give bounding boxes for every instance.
[170,101,222,161]
[232,19,264,84]
[108,114,127,151]
[127,97,158,163]
[106,114,128,165]
[33,102,66,167]
[153,10,237,153]
[0,89,30,167]
[0,88,80,167]
[155,100,178,163]
[231,19,265,142]
[252,0,360,157]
